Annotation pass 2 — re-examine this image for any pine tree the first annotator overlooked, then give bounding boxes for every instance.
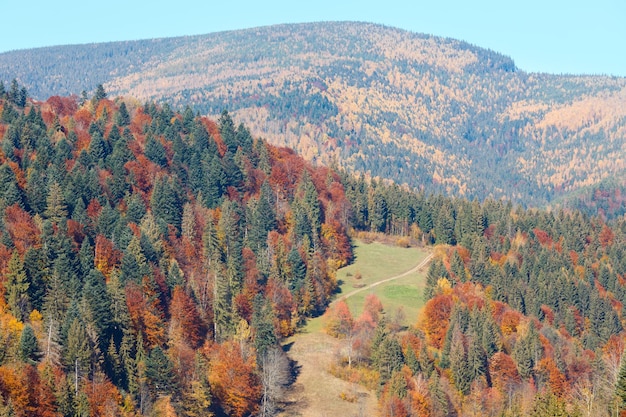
[93,84,107,102]
[376,337,404,386]
[252,294,277,357]
[18,324,39,364]
[89,131,108,163]
[115,102,130,126]
[23,247,48,312]
[44,182,68,224]
[467,332,487,382]
[5,250,30,321]
[183,354,213,416]
[449,327,471,395]
[63,318,91,392]
[82,269,113,352]
[144,134,168,167]
[219,110,237,153]
[145,346,176,395]
[370,190,388,233]
[213,263,233,342]
[481,314,501,358]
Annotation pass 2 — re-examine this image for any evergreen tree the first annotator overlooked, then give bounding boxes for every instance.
[145,346,176,395]
[252,294,277,357]
[375,337,404,386]
[18,324,39,364]
[449,328,471,395]
[434,202,456,245]
[144,134,168,167]
[63,318,91,388]
[213,263,233,342]
[219,110,237,153]
[23,247,48,312]
[183,353,213,416]
[150,175,183,230]
[370,190,388,233]
[82,269,113,352]
[481,314,501,357]
[120,235,150,283]
[467,332,487,382]
[115,102,130,126]
[93,84,107,102]
[5,250,30,321]
[89,131,108,163]
[203,154,225,208]
[44,181,68,224]
[616,355,626,415]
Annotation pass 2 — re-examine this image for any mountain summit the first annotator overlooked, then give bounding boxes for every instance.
[2,21,625,206]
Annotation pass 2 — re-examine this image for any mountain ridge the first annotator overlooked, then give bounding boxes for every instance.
[1,21,625,208]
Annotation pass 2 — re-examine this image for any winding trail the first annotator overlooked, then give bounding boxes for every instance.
[333,252,434,304]
[279,248,434,416]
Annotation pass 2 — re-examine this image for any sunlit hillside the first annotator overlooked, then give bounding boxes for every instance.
[1,22,625,207]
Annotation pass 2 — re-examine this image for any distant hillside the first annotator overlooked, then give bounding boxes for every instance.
[2,21,625,207]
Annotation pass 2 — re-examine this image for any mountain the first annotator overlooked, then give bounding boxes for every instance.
[1,21,626,207]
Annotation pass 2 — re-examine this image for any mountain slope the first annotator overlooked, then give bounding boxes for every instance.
[2,21,626,206]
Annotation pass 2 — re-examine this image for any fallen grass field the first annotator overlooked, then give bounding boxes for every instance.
[280,240,430,416]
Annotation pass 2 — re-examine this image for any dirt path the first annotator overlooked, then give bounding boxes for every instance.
[279,330,377,417]
[334,252,433,304]
[279,250,433,416]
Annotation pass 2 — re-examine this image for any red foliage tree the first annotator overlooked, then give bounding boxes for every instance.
[94,235,121,281]
[125,282,165,349]
[420,294,453,349]
[209,341,261,417]
[170,286,206,349]
[489,352,521,392]
[4,204,40,255]
[85,373,122,417]
[324,299,354,338]
[363,293,384,323]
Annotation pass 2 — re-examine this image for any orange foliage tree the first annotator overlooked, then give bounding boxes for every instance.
[4,204,40,255]
[209,341,261,417]
[420,294,453,349]
[170,286,206,349]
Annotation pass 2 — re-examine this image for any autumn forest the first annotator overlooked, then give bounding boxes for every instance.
[0,23,626,417]
[0,78,625,417]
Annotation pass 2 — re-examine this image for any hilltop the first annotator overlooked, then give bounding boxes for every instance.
[2,22,626,207]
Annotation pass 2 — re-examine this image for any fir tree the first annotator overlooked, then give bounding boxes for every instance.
[18,324,39,364]
[5,250,30,321]
[146,346,176,395]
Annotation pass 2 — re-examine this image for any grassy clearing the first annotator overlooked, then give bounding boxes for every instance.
[336,239,429,324]
[280,239,430,416]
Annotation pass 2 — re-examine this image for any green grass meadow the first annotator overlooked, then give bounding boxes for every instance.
[335,239,430,325]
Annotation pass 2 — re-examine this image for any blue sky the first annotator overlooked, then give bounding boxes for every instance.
[2,0,624,76]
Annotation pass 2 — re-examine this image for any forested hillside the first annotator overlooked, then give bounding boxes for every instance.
[2,85,626,416]
[333,174,626,416]
[2,22,626,207]
[0,86,352,415]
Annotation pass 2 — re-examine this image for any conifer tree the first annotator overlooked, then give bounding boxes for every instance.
[219,110,237,153]
[144,134,168,167]
[5,250,30,321]
[82,269,113,352]
[18,324,39,364]
[449,328,471,395]
[115,102,130,126]
[44,182,68,224]
[146,346,176,395]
